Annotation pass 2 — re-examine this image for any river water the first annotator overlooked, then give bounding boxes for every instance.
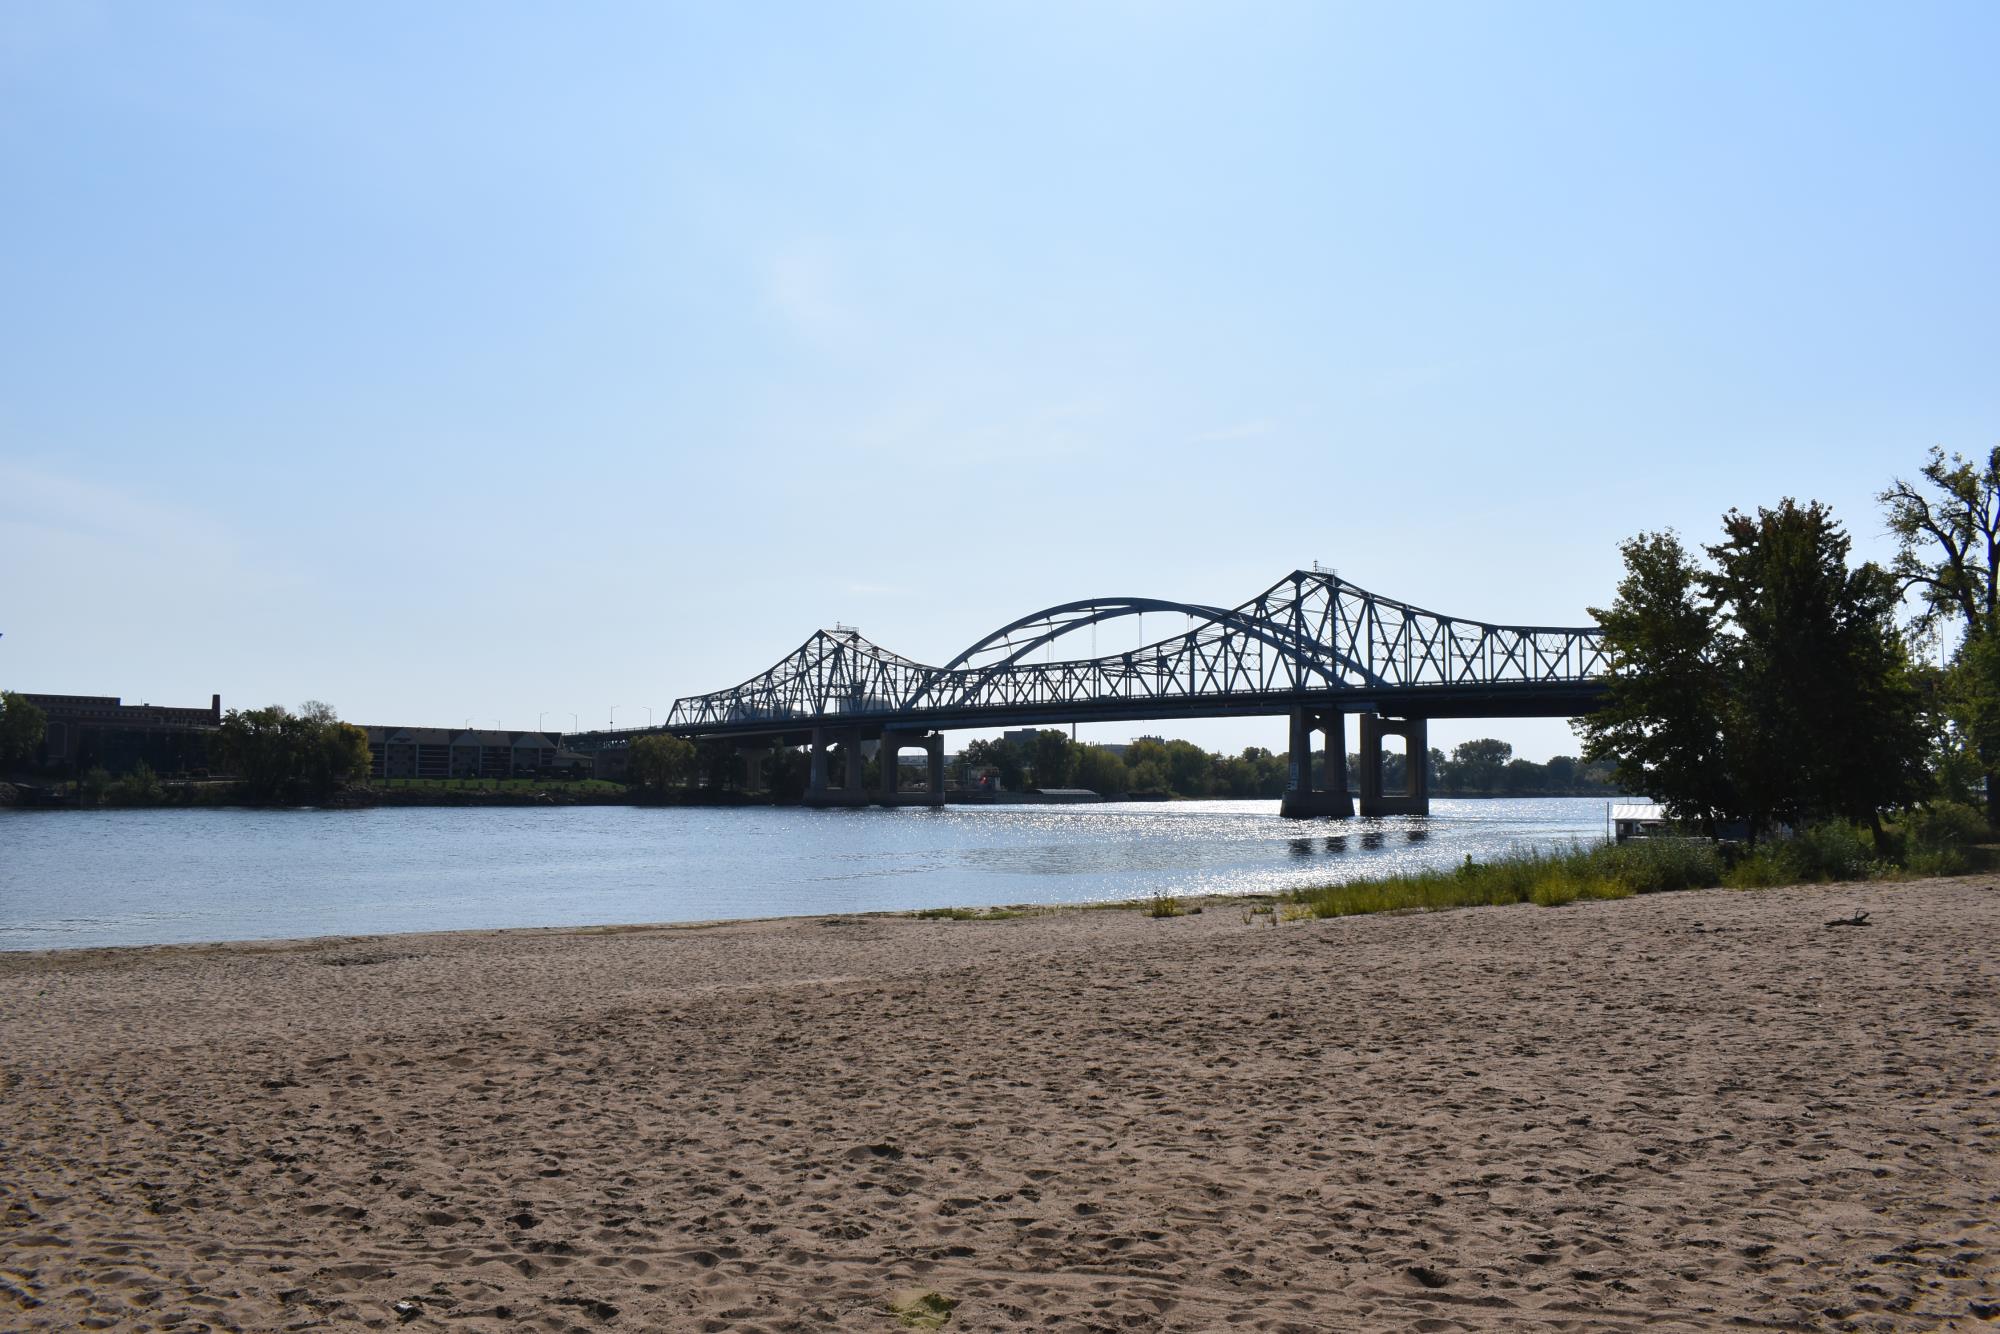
[0,798,1619,951]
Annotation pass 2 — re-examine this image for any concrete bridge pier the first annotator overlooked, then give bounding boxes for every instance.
[808,730,830,796]
[1356,714,1429,817]
[878,729,944,808]
[1280,707,1353,818]
[739,745,765,793]
[804,726,871,807]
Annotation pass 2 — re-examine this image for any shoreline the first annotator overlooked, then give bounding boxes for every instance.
[0,866,1924,960]
[3,878,1994,1330]
[0,894,1204,961]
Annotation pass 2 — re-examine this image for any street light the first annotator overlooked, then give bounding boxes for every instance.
[642,705,654,727]
[609,704,621,728]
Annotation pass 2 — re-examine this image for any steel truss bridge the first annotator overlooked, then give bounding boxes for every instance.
[609,570,1608,816]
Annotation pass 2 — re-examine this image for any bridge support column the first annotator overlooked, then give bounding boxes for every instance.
[804,726,870,807]
[877,729,944,807]
[845,730,870,802]
[1356,714,1429,817]
[1280,706,1353,819]
[808,727,831,798]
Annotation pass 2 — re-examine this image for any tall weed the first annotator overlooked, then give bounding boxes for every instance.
[1900,800,1988,855]
[1289,838,1711,921]
[1723,821,1873,888]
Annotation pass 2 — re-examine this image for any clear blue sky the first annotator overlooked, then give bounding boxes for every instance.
[3,2,1995,761]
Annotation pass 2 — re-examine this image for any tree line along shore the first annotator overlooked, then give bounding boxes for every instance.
[0,717,1614,810]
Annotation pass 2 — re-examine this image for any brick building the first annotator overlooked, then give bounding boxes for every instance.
[20,693,222,775]
[363,727,558,780]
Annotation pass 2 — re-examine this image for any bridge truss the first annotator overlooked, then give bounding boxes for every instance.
[664,569,1607,740]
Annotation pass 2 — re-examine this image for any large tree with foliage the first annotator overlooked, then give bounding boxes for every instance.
[1216,746,1286,798]
[959,737,1024,791]
[1573,531,1736,832]
[629,733,697,794]
[1579,510,1925,841]
[1024,729,1077,789]
[1880,446,2000,639]
[1446,738,1513,795]
[0,691,47,769]
[1880,446,2000,821]
[215,701,370,803]
[1708,501,1925,839]
[765,747,809,802]
[1071,744,1128,796]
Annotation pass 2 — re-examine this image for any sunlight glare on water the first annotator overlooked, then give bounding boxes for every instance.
[0,798,1618,951]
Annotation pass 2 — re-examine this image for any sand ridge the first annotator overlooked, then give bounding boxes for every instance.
[1,881,1995,1330]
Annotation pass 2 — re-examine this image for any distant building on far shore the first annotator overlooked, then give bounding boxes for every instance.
[363,727,558,780]
[19,692,222,775]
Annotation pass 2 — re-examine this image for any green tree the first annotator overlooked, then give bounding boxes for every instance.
[1449,738,1513,795]
[959,737,1024,791]
[766,746,810,802]
[1072,744,1128,796]
[1217,746,1286,798]
[110,760,162,805]
[1025,729,1076,789]
[1880,446,2000,640]
[216,705,299,800]
[694,738,737,792]
[298,701,370,800]
[1707,500,1926,842]
[629,734,697,794]
[0,690,47,768]
[215,702,370,803]
[1161,739,1213,796]
[1573,531,1733,830]
[1880,447,2000,821]
[1126,758,1169,795]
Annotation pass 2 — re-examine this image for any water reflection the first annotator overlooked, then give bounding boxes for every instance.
[0,797,1623,951]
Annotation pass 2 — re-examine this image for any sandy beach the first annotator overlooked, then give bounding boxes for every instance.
[1,880,1995,1332]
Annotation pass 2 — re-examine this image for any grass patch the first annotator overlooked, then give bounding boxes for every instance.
[1287,804,1992,922]
[1288,838,1722,921]
[1720,821,1874,888]
[889,1290,957,1329]
[1146,892,1186,918]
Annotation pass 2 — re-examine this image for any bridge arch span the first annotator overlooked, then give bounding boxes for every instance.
[660,568,1608,745]
[911,596,1385,709]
